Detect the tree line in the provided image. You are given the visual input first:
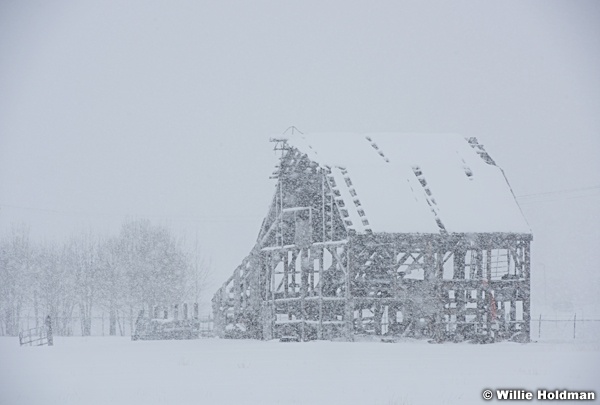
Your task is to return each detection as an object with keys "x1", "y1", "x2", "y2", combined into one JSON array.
[{"x1": 0, "y1": 219, "x2": 209, "y2": 336}]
